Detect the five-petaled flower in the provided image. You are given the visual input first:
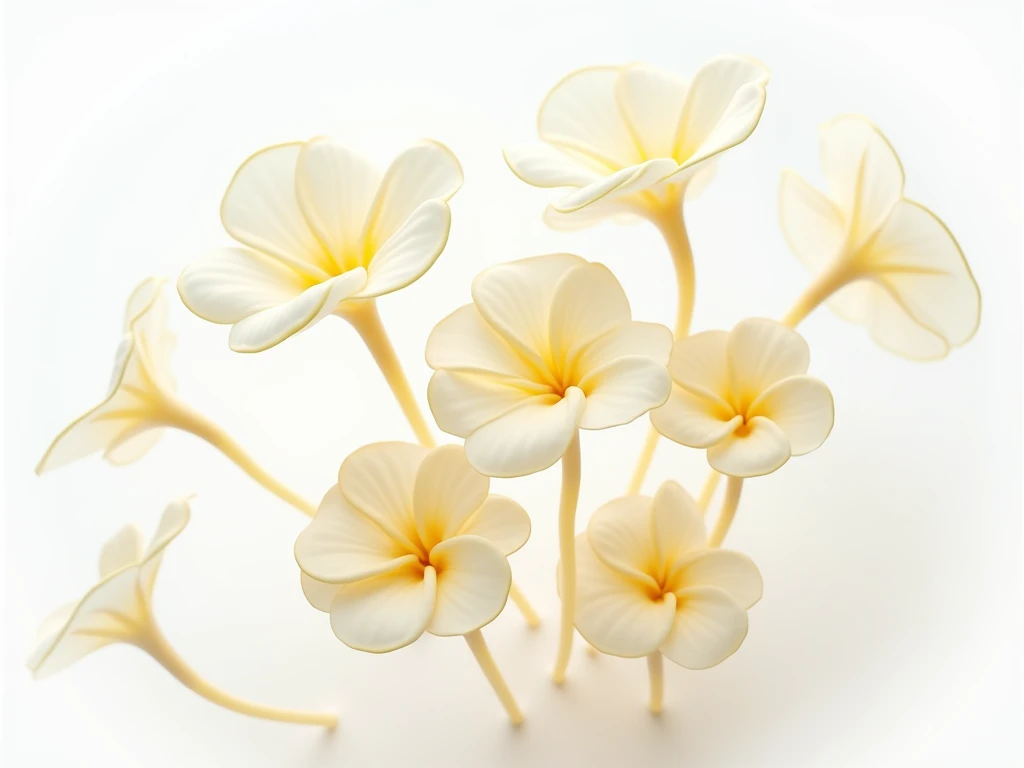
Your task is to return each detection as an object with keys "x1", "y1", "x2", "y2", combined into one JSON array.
[
  {"x1": 425, "y1": 254, "x2": 673, "y2": 477},
  {"x1": 294, "y1": 443, "x2": 531, "y2": 652},
  {"x1": 779, "y1": 114, "x2": 980, "y2": 359},
  {"x1": 178, "y1": 138, "x2": 463, "y2": 352},
  {"x1": 572, "y1": 480, "x2": 762, "y2": 668},
  {"x1": 651, "y1": 318, "x2": 834, "y2": 478},
  {"x1": 503, "y1": 56, "x2": 770, "y2": 228}
]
